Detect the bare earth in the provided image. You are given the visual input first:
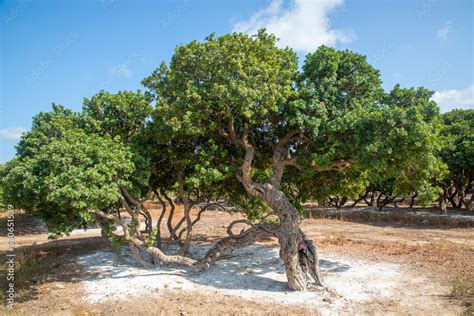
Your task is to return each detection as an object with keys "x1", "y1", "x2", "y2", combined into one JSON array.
[{"x1": 1, "y1": 207, "x2": 473, "y2": 315}]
